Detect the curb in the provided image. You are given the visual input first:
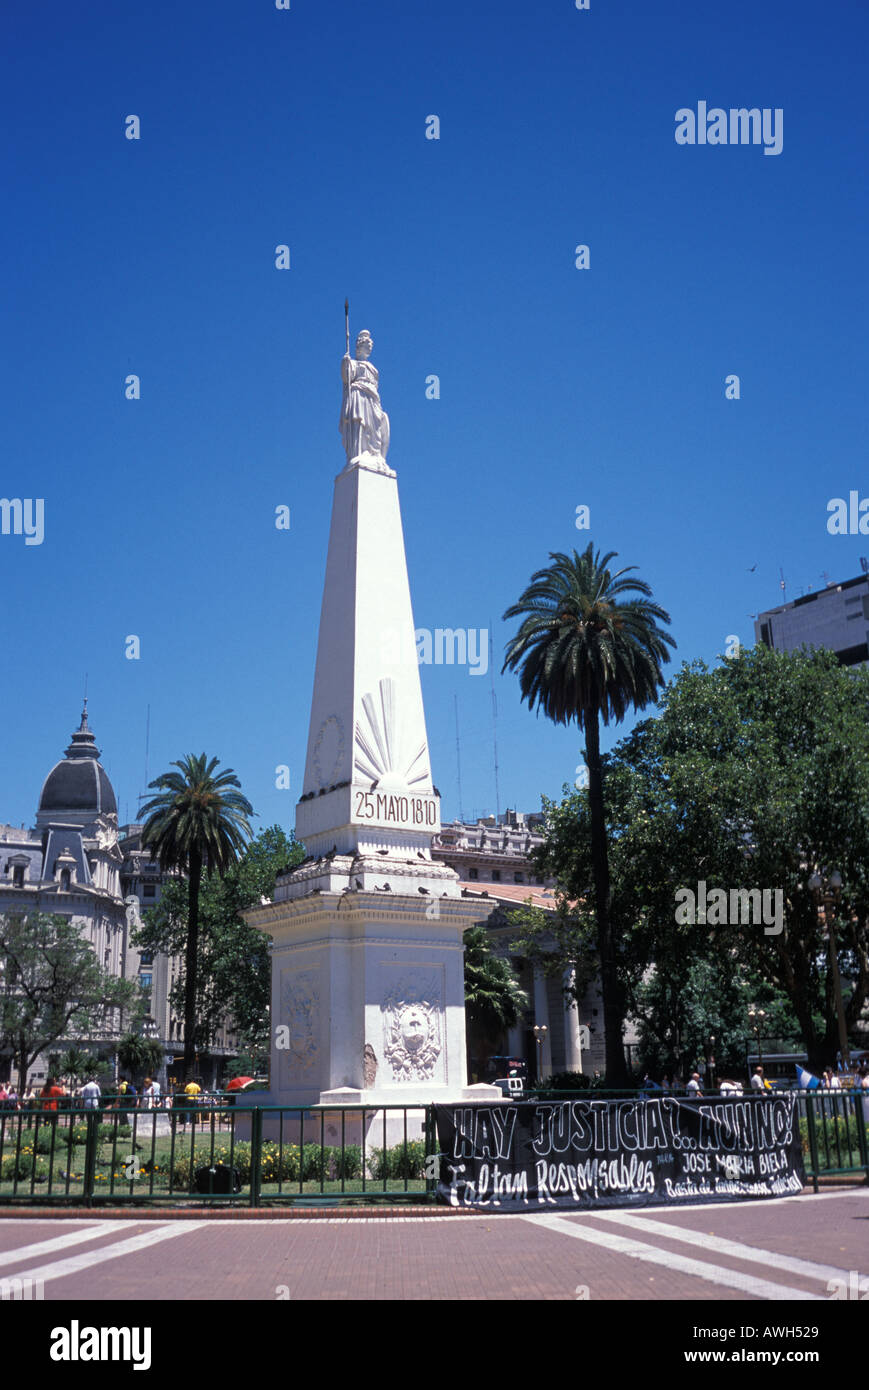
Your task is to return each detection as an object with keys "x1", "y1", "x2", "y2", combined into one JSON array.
[{"x1": 0, "y1": 1204, "x2": 470, "y2": 1220}]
